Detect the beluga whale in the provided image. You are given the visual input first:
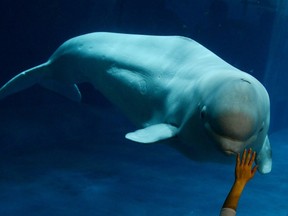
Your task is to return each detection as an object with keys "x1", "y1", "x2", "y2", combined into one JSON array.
[{"x1": 0, "y1": 32, "x2": 272, "y2": 174}]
